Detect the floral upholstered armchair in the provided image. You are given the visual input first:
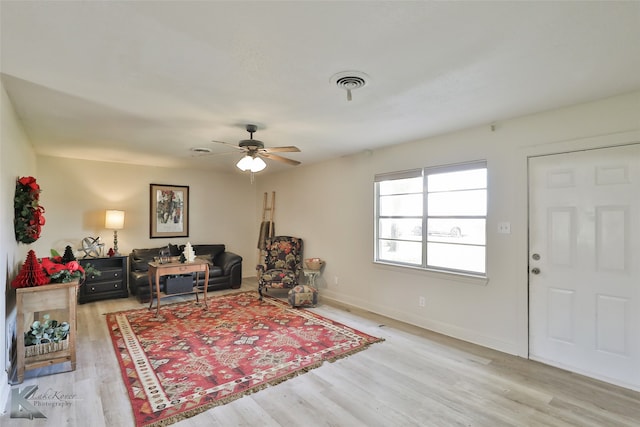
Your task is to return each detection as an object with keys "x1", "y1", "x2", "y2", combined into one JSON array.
[{"x1": 257, "y1": 236, "x2": 303, "y2": 300}]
